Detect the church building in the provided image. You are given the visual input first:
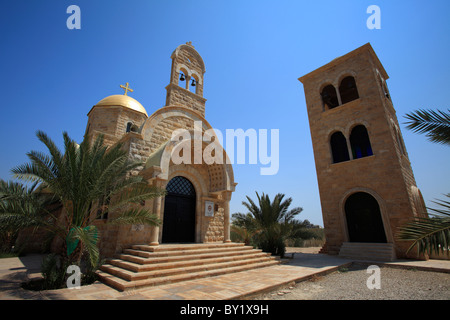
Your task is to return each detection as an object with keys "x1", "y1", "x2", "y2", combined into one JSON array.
[{"x1": 86, "y1": 42, "x2": 237, "y2": 258}]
